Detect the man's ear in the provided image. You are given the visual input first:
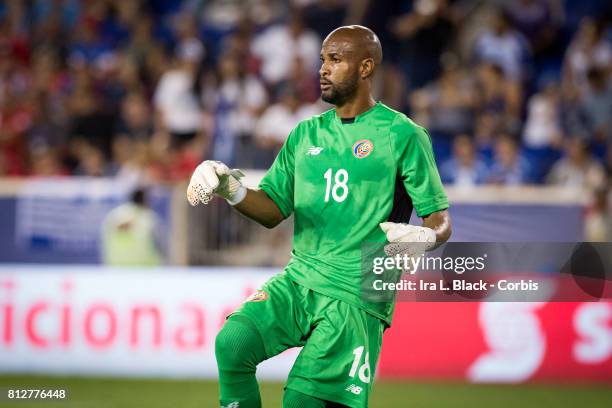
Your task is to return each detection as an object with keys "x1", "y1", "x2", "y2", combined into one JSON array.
[{"x1": 361, "y1": 58, "x2": 375, "y2": 79}]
